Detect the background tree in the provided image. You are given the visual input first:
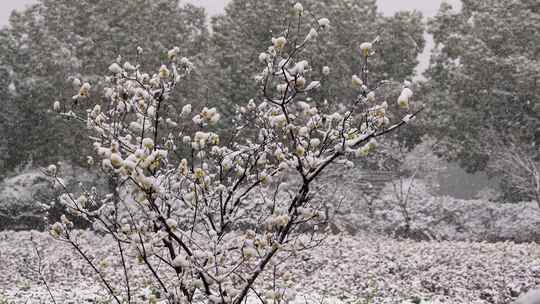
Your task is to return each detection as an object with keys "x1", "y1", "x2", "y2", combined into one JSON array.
[
  {"x1": 425, "y1": 0, "x2": 540, "y2": 199},
  {"x1": 489, "y1": 133, "x2": 540, "y2": 207},
  {"x1": 0, "y1": 0, "x2": 210, "y2": 176},
  {"x1": 209, "y1": 0, "x2": 425, "y2": 118}
]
